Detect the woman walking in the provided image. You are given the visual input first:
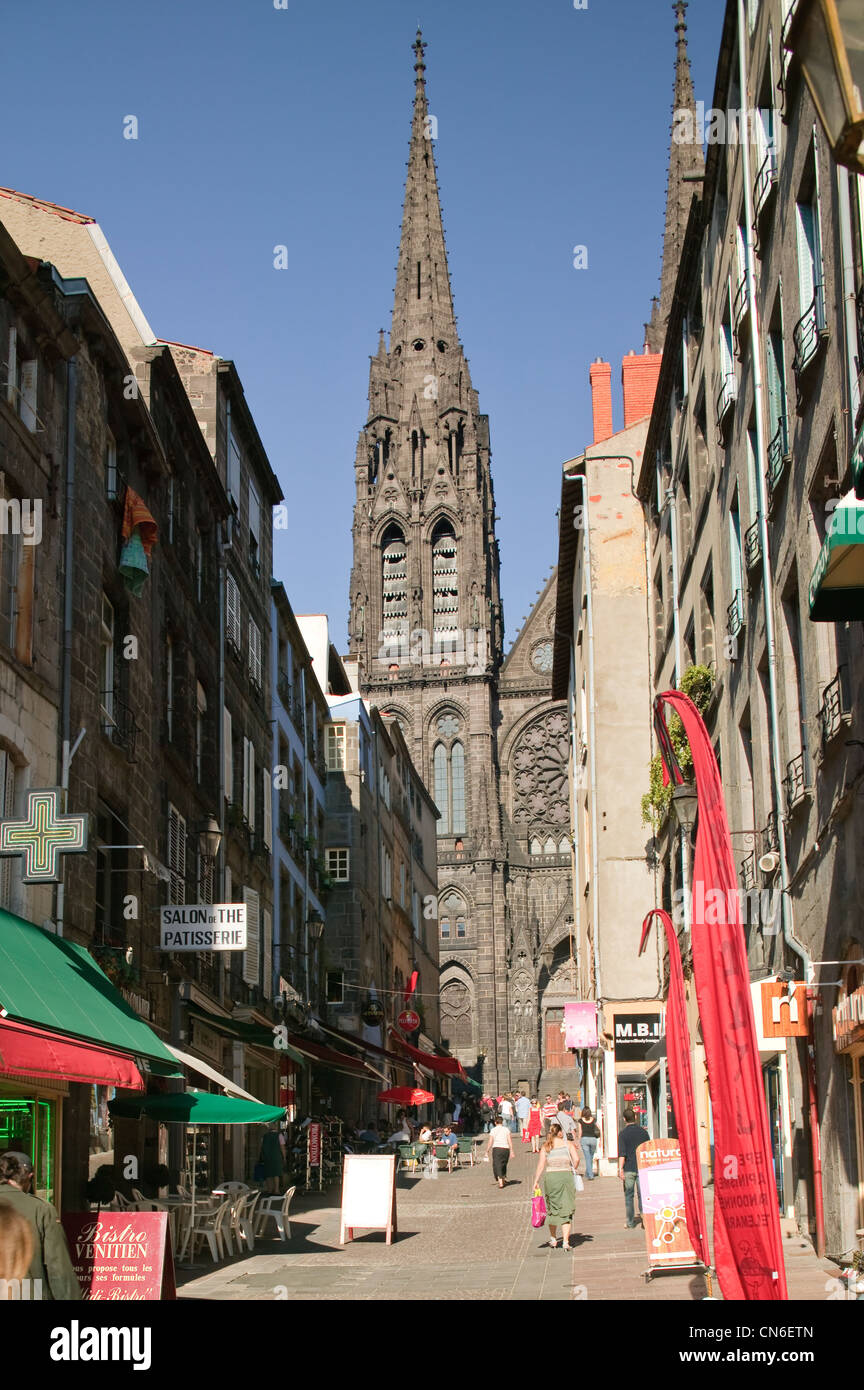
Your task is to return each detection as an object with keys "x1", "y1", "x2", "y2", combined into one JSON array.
[
  {"x1": 533, "y1": 1122, "x2": 581, "y2": 1250},
  {"x1": 527, "y1": 1097, "x2": 543, "y2": 1153},
  {"x1": 484, "y1": 1115, "x2": 514, "y2": 1188},
  {"x1": 580, "y1": 1108, "x2": 600, "y2": 1180}
]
